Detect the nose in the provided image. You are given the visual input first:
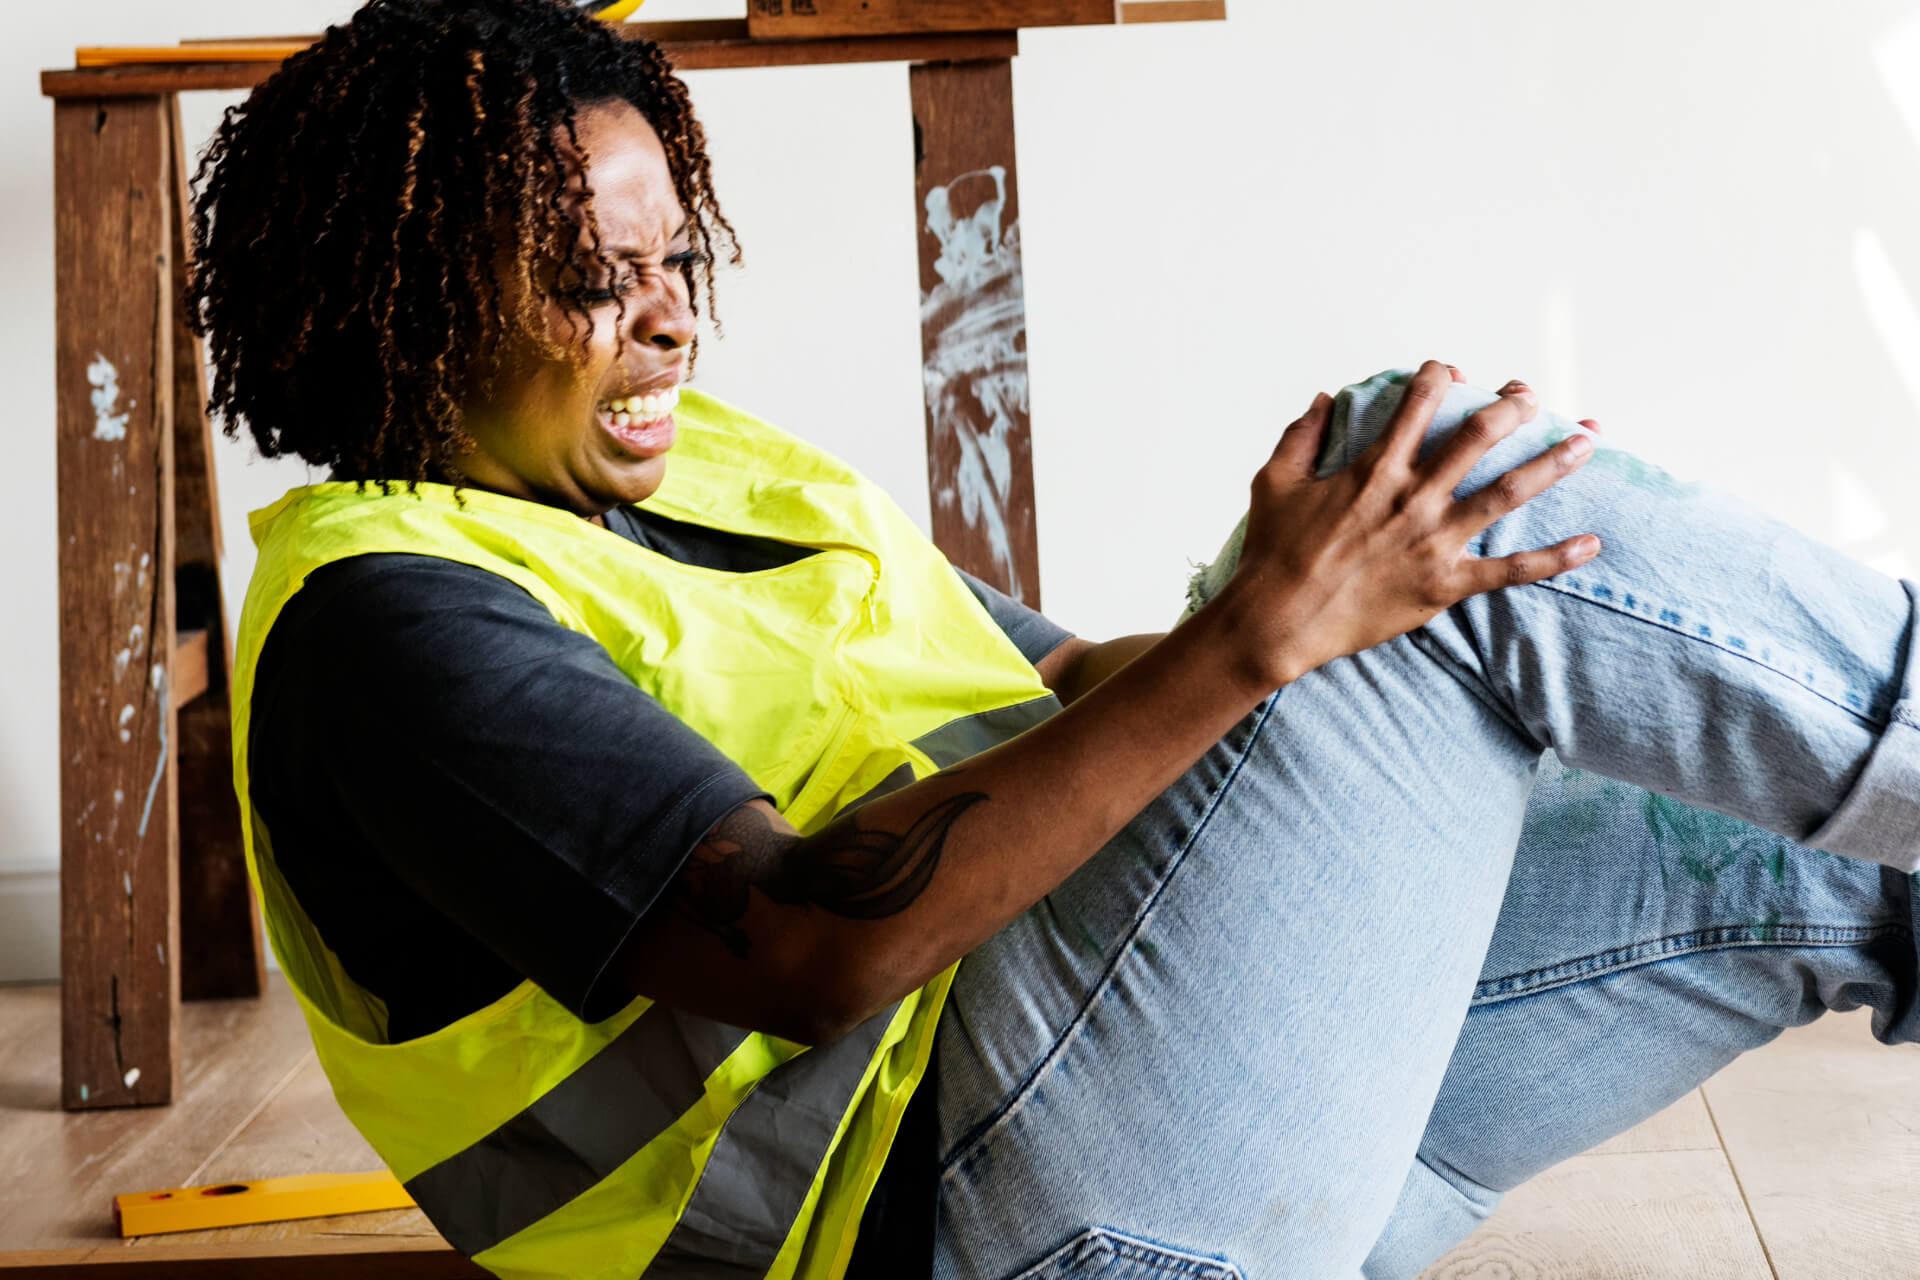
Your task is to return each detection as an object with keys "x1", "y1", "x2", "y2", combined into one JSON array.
[{"x1": 631, "y1": 276, "x2": 694, "y2": 352}]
